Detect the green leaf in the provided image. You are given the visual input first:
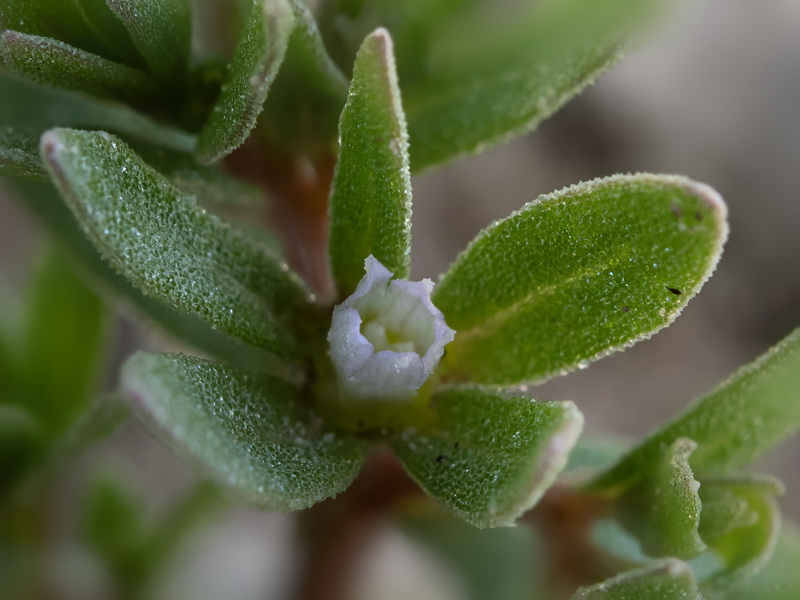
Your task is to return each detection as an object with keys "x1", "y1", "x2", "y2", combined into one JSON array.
[
  {"x1": 0, "y1": 31, "x2": 156, "y2": 102},
  {"x1": 402, "y1": 0, "x2": 663, "y2": 170},
  {"x1": 0, "y1": 73, "x2": 195, "y2": 152},
  {"x1": 698, "y1": 475, "x2": 782, "y2": 544},
  {"x1": 0, "y1": 404, "x2": 44, "y2": 492},
  {"x1": 40, "y1": 128, "x2": 308, "y2": 360},
  {"x1": 10, "y1": 180, "x2": 275, "y2": 372},
  {"x1": 571, "y1": 559, "x2": 702, "y2": 600},
  {"x1": 700, "y1": 477, "x2": 782, "y2": 587},
  {"x1": 0, "y1": 128, "x2": 45, "y2": 180},
  {"x1": 106, "y1": 0, "x2": 191, "y2": 81},
  {"x1": 128, "y1": 142, "x2": 266, "y2": 208},
  {"x1": 618, "y1": 438, "x2": 705, "y2": 560},
  {"x1": 713, "y1": 525, "x2": 800, "y2": 600},
  {"x1": 591, "y1": 327, "x2": 800, "y2": 492},
  {"x1": 122, "y1": 352, "x2": 367, "y2": 510},
  {"x1": 398, "y1": 506, "x2": 543, "y2": 600},
  {"x1": 434, "y1": 174, "x2": 727, "y2": 385},
  {"x1": 18, "y1": 248, "x2": 106, "y2": 437},
  {"x1": 390, "y1": 384, "x2": 583, "y2": 528},
  {"x1": 328, "y1": 29, "x2": 412, "y2": 297},
  {"x1": 0, "y1": 0, "x2": 142, "y2": 65},
  {"x1": 258, "y1": 0, "x2": 349, "y2": 152},
  {"x1": 196, "y1": 0, "x2": 295, "y2": 163}
]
